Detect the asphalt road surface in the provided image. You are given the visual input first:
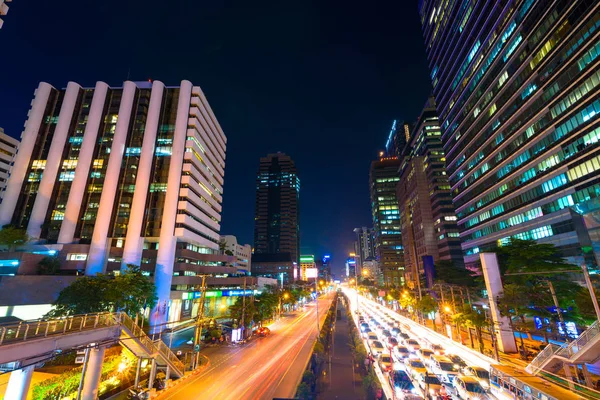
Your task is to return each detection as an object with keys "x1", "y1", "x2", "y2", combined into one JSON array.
[{"x1": 160, "y1": 293, "x2": 334, "y2": 400}]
